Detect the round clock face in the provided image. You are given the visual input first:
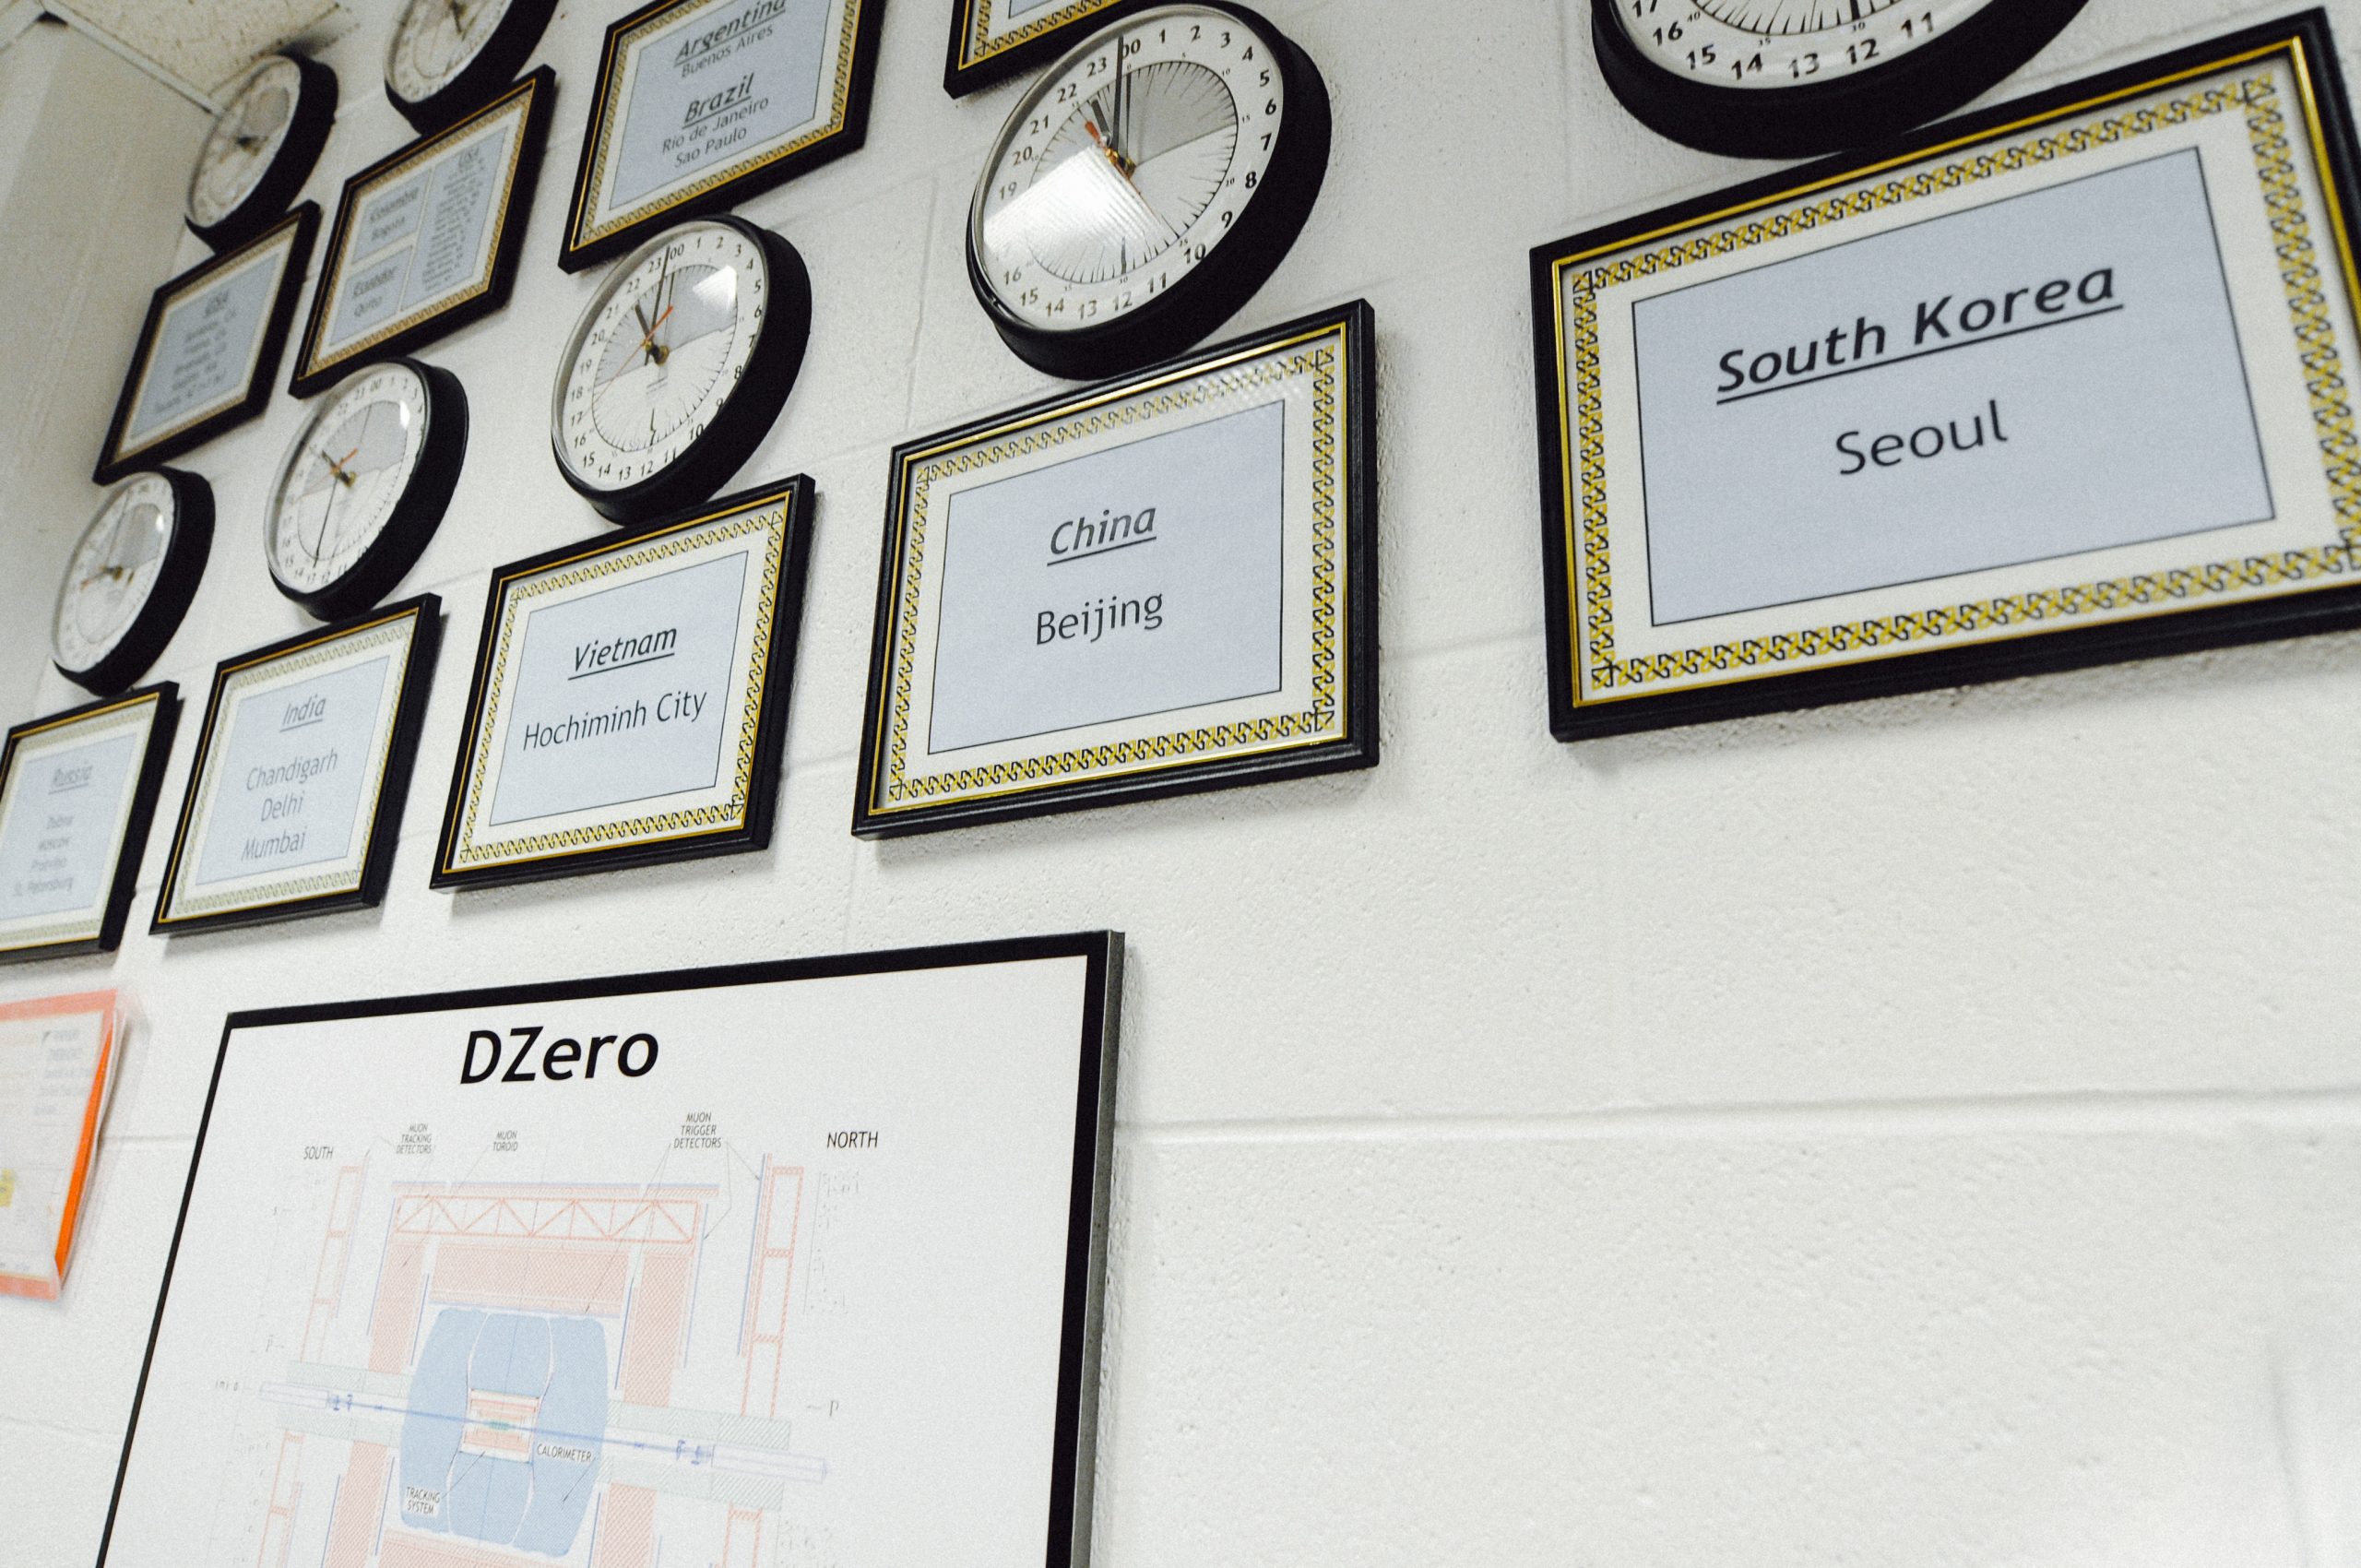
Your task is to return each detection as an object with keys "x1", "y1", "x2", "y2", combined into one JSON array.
[
  {"x1": 1594, "y1": 0, "x2": 2090, "y2": 157},
  {"x1": 189, "y1": 57, "x2": 303, "y2": 230},
  {"x1": 53, "y1": 474, "x2": 186, "y2": 685},
  {"x1": 268, "y1": 363, "x2": 433, "y2": 603},
  {"x1": 1609, "y1": 0, "x2": 1998, "y2": 89},
  {"x1": 387, "y1": 0, "x2": 516, "y2": 104},
  {"x1": 552, "y1": 220, "x2": 777, "y2": 506},
  {"x1": 967, "y1": 2, "x2": 1330, "y2": 379}
]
